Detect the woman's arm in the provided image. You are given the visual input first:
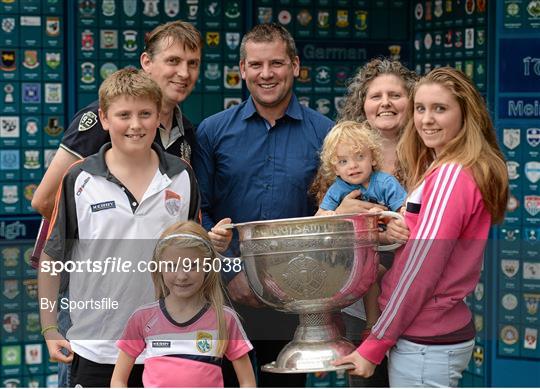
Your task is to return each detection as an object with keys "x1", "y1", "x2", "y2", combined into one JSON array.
[
  {"x1": 110, "y1": 350, "x2": 136, "y2": 388},
  {"x1": 232, "y1": 354, "x2": 257, "y2": 387}
]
